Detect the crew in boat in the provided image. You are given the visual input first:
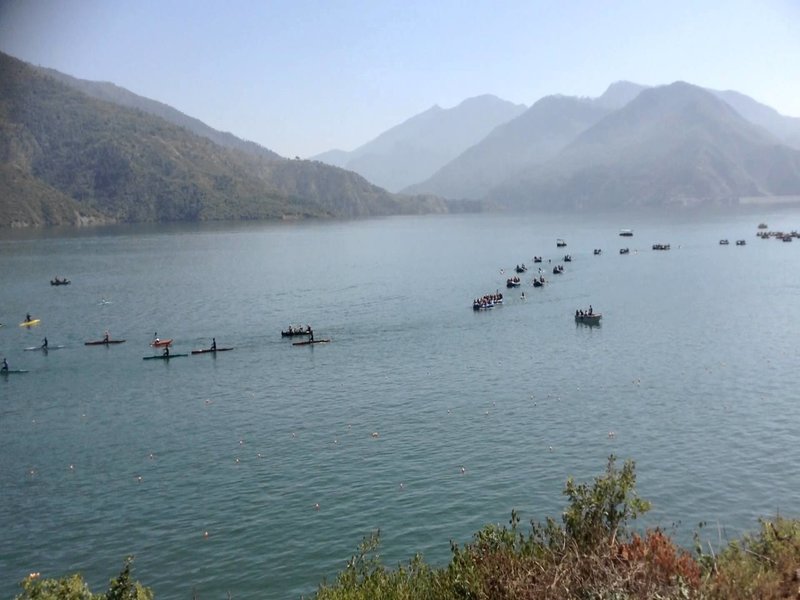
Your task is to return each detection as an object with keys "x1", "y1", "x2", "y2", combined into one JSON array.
[{"x1": 588, "y1": 305, "x2": 593, "y2": 316}]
